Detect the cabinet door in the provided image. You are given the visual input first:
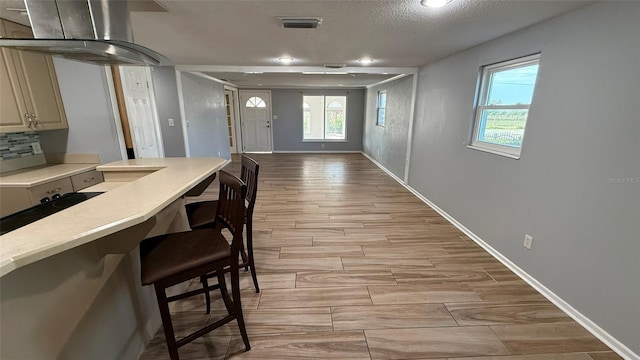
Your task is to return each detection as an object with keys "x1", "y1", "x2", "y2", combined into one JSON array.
[
  {"x1": 0, "y1": 32, "x2": 31, "y2": 131},
  {"x1": 1, "y1": 20, "x2": 68, "y2": 131}
]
